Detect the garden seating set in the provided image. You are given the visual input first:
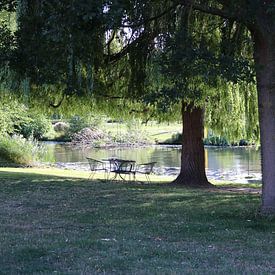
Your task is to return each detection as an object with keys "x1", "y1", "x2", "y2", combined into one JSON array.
[{"x1": 87, "y1": 157, "x2": 156, "y2": 183}]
